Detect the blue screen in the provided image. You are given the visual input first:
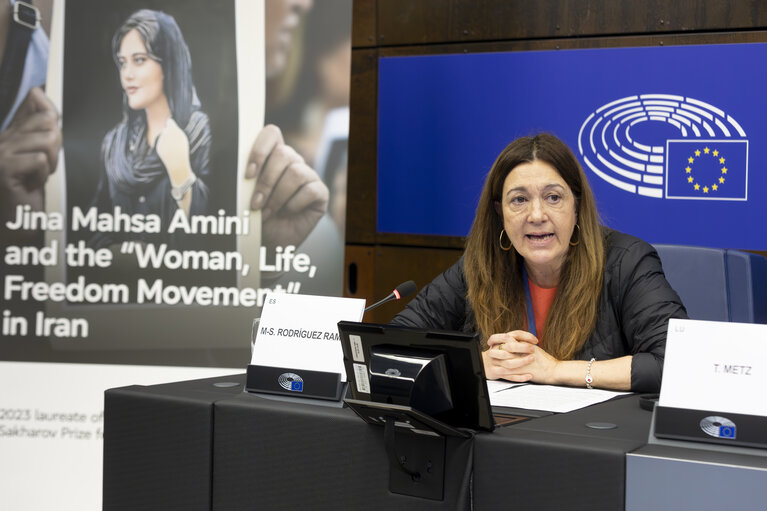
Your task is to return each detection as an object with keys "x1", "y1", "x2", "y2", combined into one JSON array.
[{"x1": 378, "y1": 43, "x2": 767, "y2": 249}]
